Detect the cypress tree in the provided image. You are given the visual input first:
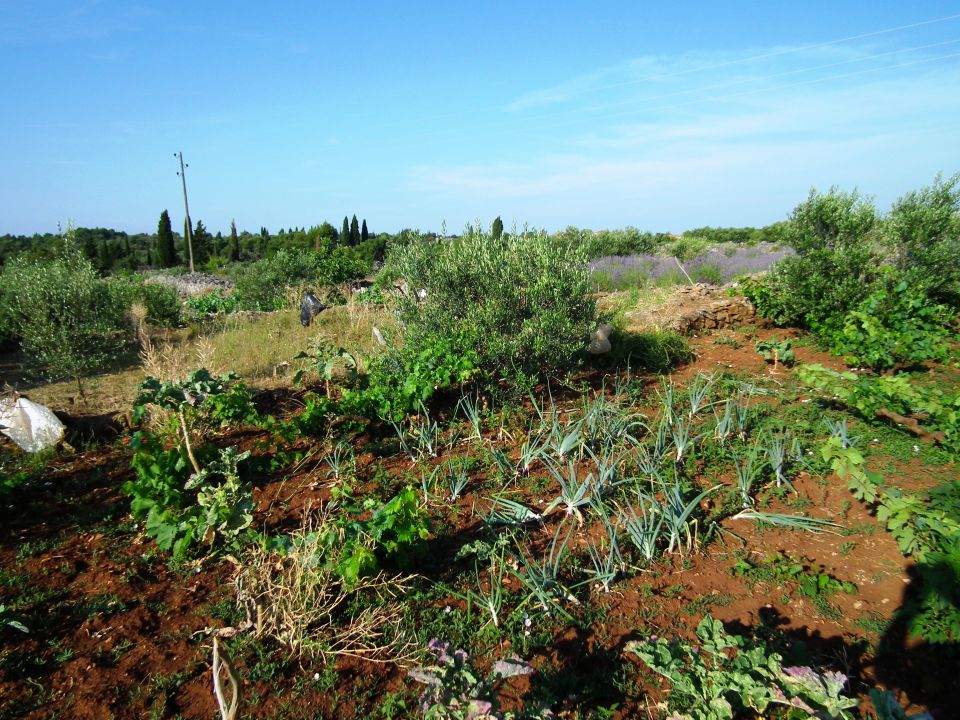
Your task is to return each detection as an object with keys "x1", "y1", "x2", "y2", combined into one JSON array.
[
  {"x1": 341, "y1": 217, "x2": 350, "y2": 246},
  {"x1": 259, "y1": 227, "x2": 269, "y2": 258},
  {"x1": 492, "y1": 216, "x2": 504, "y2": 240},
  {"x1": 157, "y1": 210, "x2": 176, "y2": 267},
  {"x1": 192, "y1": 220, "x2": 211, "y2": 265},
  {"x1": 350, "y1": 215, "x2": 360, "y2": 246},
  {"x1": 361, "y1": 219, "x2": 369, "y2": 243},
  {"x1": 230, "y1": 220, "x2": 240, "y2": 261}
]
